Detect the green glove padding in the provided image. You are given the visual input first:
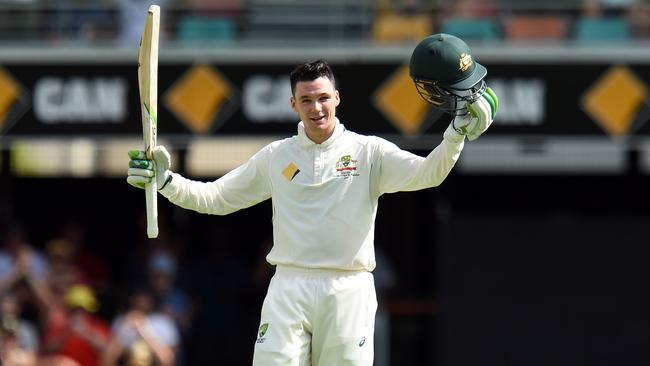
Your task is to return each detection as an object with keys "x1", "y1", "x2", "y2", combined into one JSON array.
[
  {"x1": 484, "y1": 87, "x2": 498, "y2": 118},
  {"x1": 126, "y1": 146, "x2": 171, "y2": 190}
]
